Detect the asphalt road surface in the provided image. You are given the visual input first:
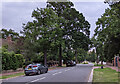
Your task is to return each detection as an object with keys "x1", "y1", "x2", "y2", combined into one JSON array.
[{"x1": 2, "y1": 64, "x2": 93, "y2": 84}]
